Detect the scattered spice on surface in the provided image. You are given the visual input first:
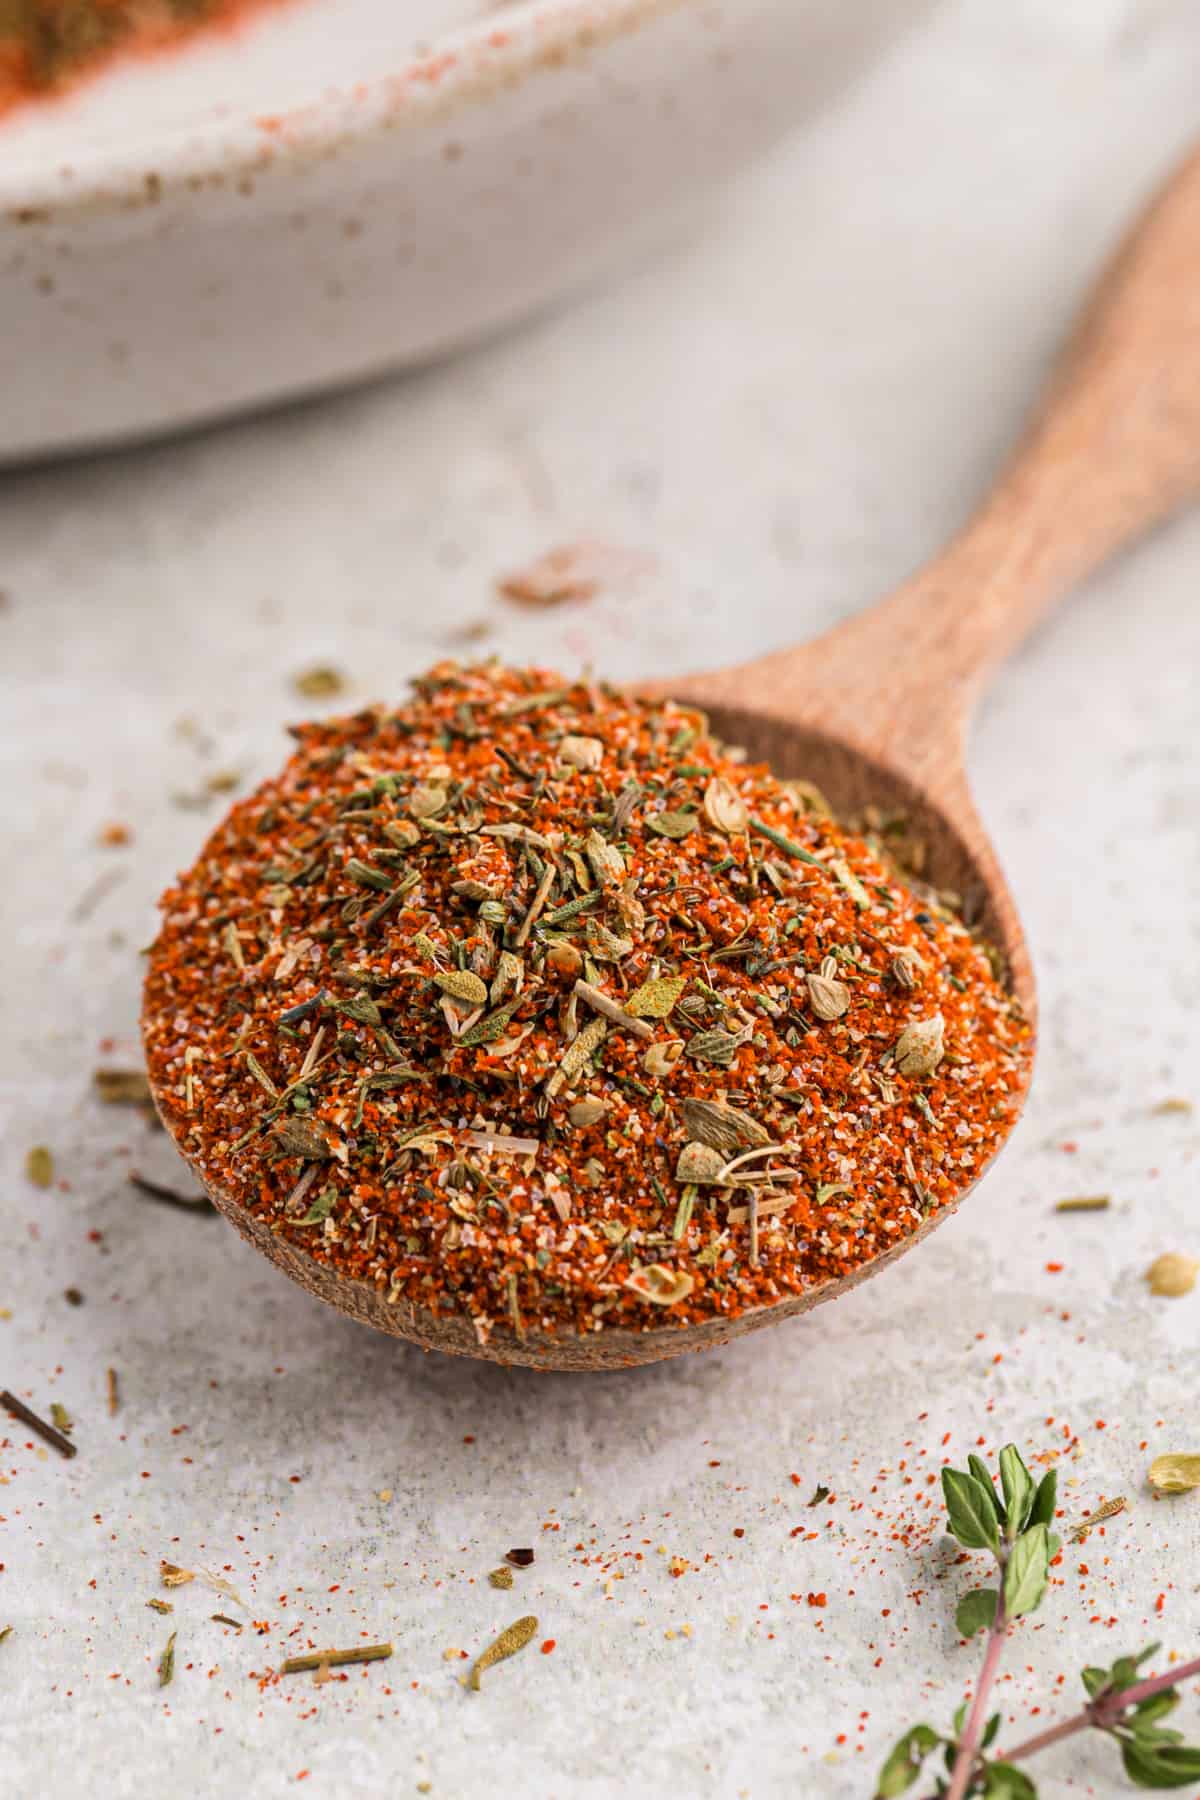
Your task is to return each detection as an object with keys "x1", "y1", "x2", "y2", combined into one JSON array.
[
  {"x1": 0, "y1": 1626, "x2": 11, "y2": 1648},
  {"x1": 467, "y1": 1615, "x2": 538, "y2": 1690},
  {"x1": 106, "y1": 1367, "x2": 119, "y2": 1416},
  {"x1": 63, "y1": 1287, "x2": 84, "y2": 1306},
  {"x1": 488, "y1": 1566, "x2": 514, "y2": 1590},
  {"x1": 49, "y1": 1401, "x2": 72, "y2": 1434},
  {"x1": 1151, "y1": 1097, "x2": 1193, "y2": 1116},
  {"x1": 1, "y1": 1388, "x2": 77, "y2": 1459},
  {"x1": 497, "y1": 540, "x2": 651, "y2": 609},
  {"x1": 280, "y1": 1643, "x2": 392, "y2": 1675},
  {"x1": 1144, "y1": 1252, "x2": 1198, "y2": 1298},
  {"x1": 93, "y1": 1067, "x2": 153, "y2": 1107},
  {"x1": 129, "y1": 1170, "x2": 213, "y2": 1213},
  {"x1": 160, "y1": 1562, "x2": 196, "y2": 1588},
  {"x1": 157, "y1": 1631, "x2": 177, "y2": 1687},
  {"x1": 1148, "y1": 1454, "x2": 1200, "y2": 1495},
  {"x1": 505, "y1": 1548, "x2": 535, "y2": 1569},
  {"x1": 1068, "y1": 1497, "x2": 1127, "y2": 1542},
  {"x1": 1054, "y1": 1194, "x2": 1111, "y2": 1213},
  {"x1": 147, "y1": 1599, "x2": 173, "y2": 1615},
  {"x1": 292, "y1": 664, "x2": 347, "y2": 701},
  {"x1": 141, "y1": 663, "x2": 1032, "y2": 1346},
  {"x1": 211, "y1": 1613, "x2": 243, "y2": 1629},
  {"x1": 97, "y1": 821, "x2": 132, "y2": 848},
  {"x1": 24, "y1": 1145, "x2": 53, "y2": 1188},
  {"x1": 808, "y1": 1484, "x2": 831, "y2": 1508}
]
